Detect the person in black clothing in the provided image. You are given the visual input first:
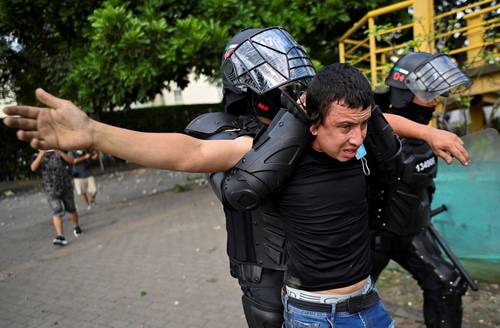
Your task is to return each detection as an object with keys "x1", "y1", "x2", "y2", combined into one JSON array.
[
  {"x1": 264, "y1": 63, "x2": 395, "y2": 328},
  {"x1": 368, "y1": 52, "x2": 473, "y2": 328},
  {"x1": 69, "y1": 149, "x2": 99, "y2": 209},
  {"x1": 185, "y1": 27, "x2": 315, "y2": 328}
]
